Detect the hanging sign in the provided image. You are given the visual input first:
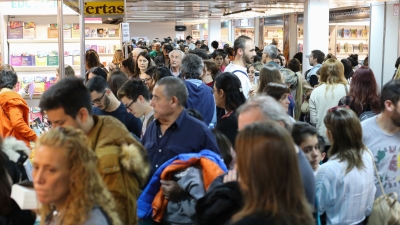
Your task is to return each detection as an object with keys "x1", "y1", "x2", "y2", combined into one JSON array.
[
  {"x1": 64, "y1": 0, "x2": 124, "y2": 17},
  {"x1": 329, "y1": 7, "x2": 370, "y2": 22},
  {"x1": 121, "y1": 23, "x2": 130, "y2": 42}
]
